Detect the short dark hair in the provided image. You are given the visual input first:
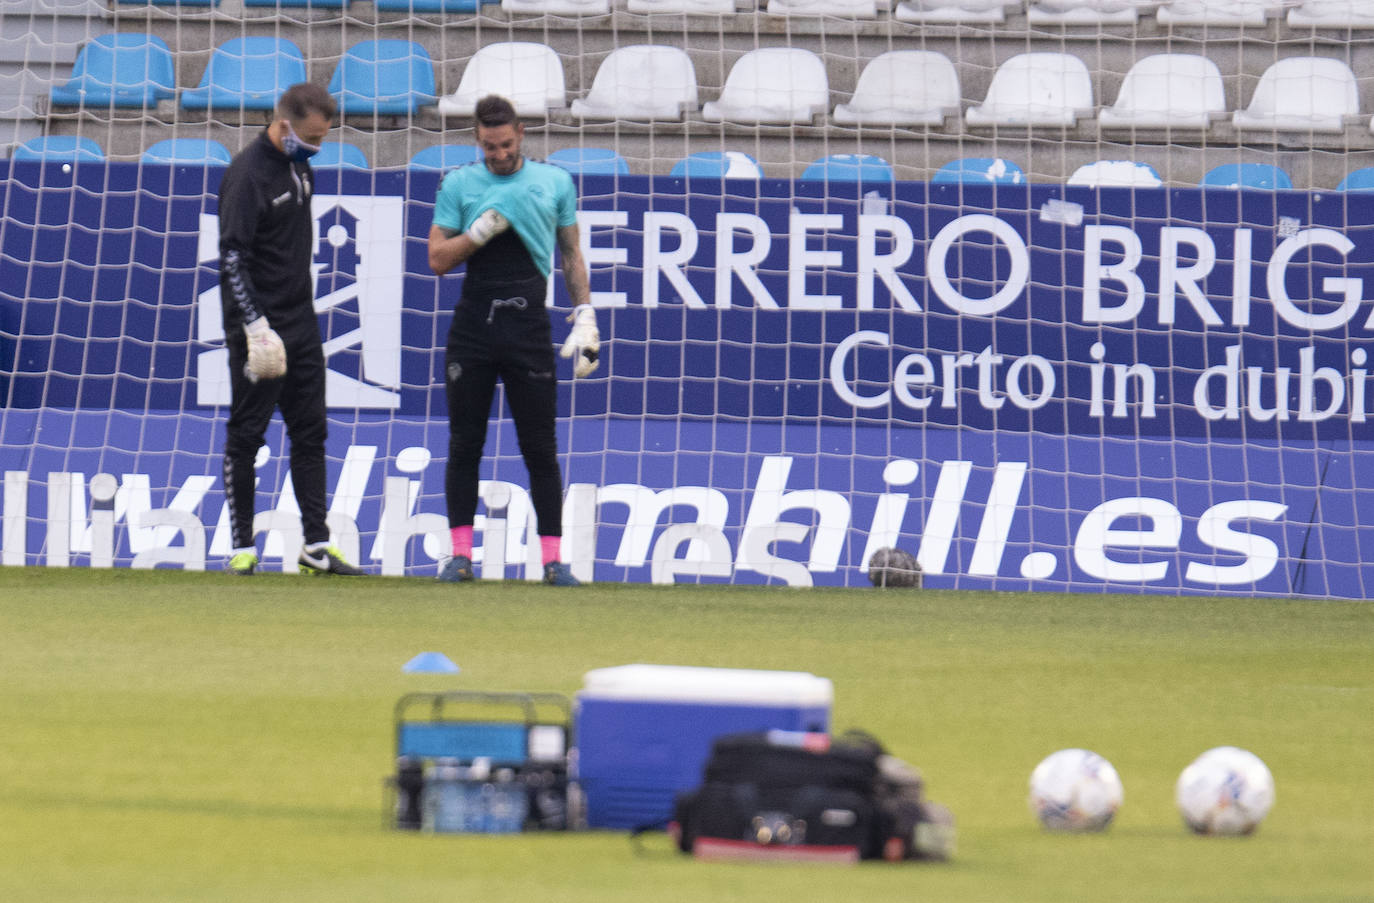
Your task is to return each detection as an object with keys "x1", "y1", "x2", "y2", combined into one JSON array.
[
  {"x1": 475, "y1": 95, "x2": 518, "y2": 130},
  {"x1": 278, "y1": 82, "x2": 337, "y2": 123}
]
